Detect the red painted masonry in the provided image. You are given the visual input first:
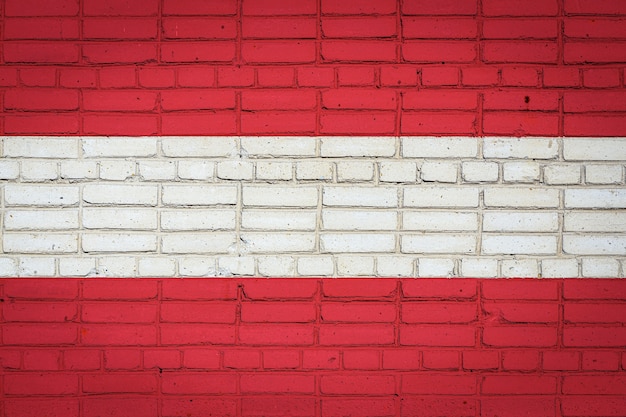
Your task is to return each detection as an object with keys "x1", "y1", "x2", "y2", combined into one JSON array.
[{"x1": 0, "y1": 279, "x2": 625, "y2": 417}]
